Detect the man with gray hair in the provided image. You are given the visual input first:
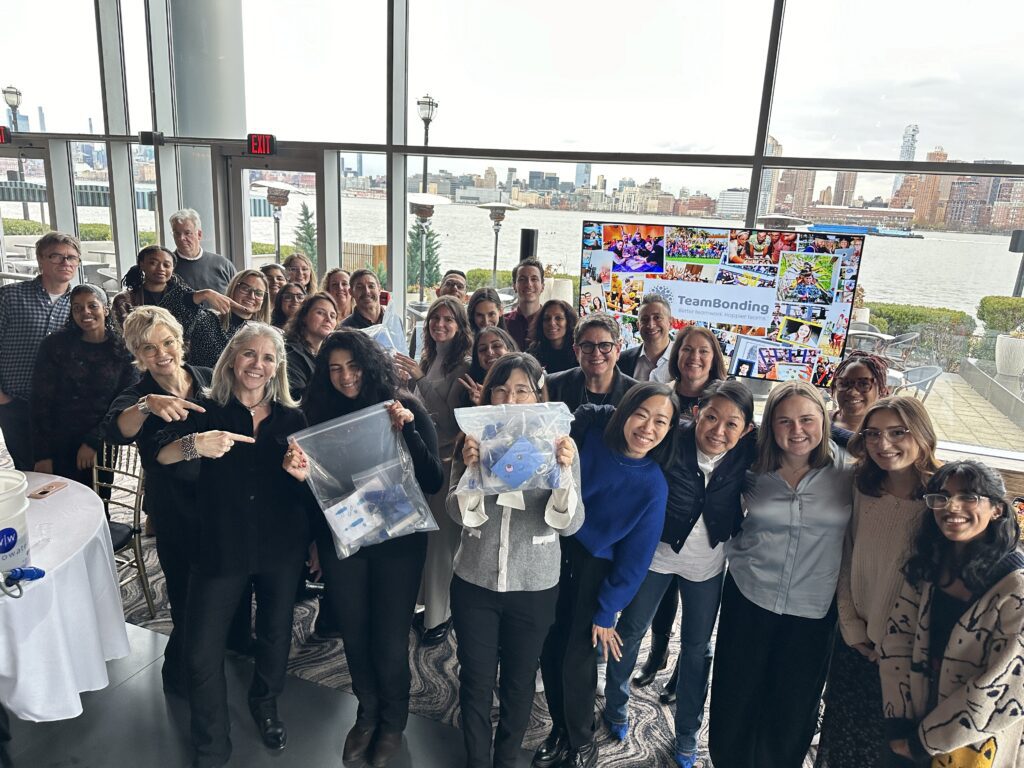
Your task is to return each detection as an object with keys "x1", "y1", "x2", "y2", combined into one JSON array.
[
  {"x1": 169, "y1": 208, "x2": 235, "y2": 294},
  {"x1": 0, "y1": 231, "x2": 77, "y2": 469},
  {"x1": 618, "y1": 293, "x2": 674, "y2": 382}
]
